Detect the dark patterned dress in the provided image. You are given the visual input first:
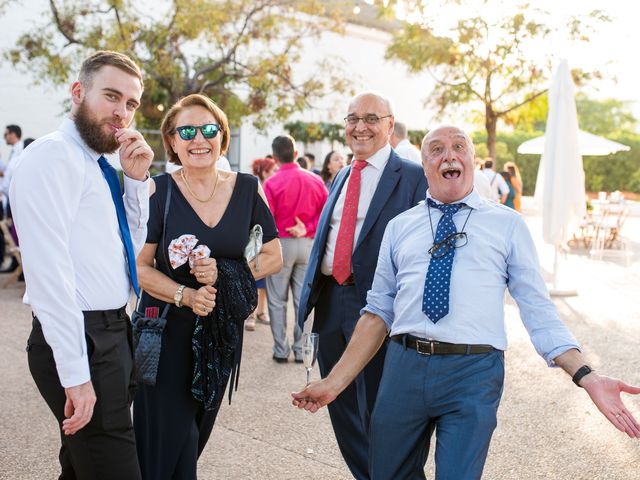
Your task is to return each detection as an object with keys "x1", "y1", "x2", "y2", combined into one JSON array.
[{"x1": 133, "y1": 172, "x2": 277, "y2": 480}]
